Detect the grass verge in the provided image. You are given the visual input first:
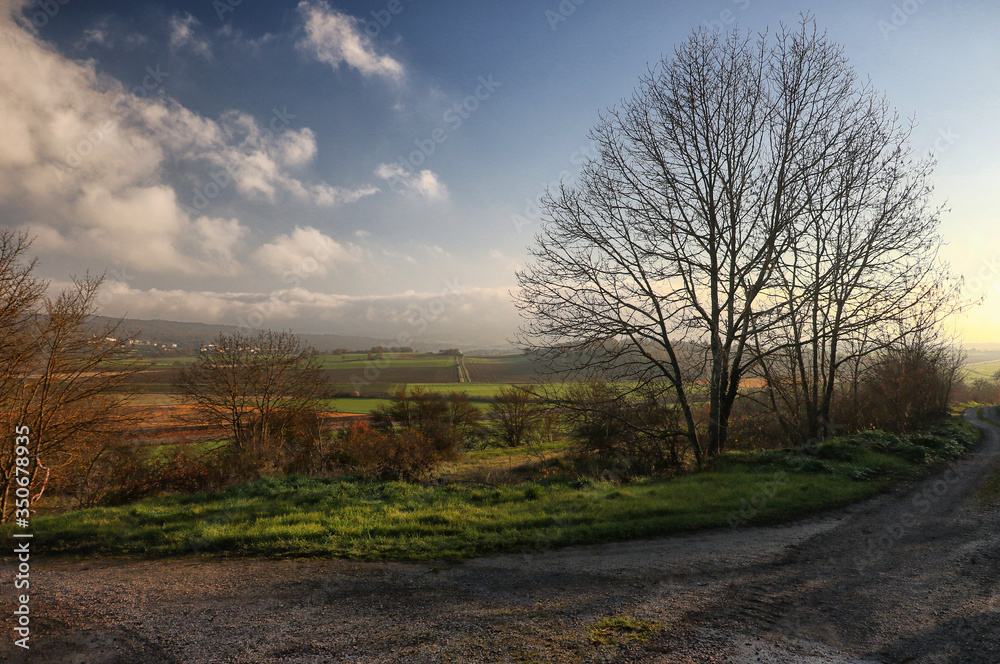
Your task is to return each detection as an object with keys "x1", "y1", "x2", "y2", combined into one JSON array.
[
  {"x1": 974, "y1": 406, "x2": 1000, "y2": 505},
  {"x1": 4, "y1": 418, "x2": 979, "y2": 562}
]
